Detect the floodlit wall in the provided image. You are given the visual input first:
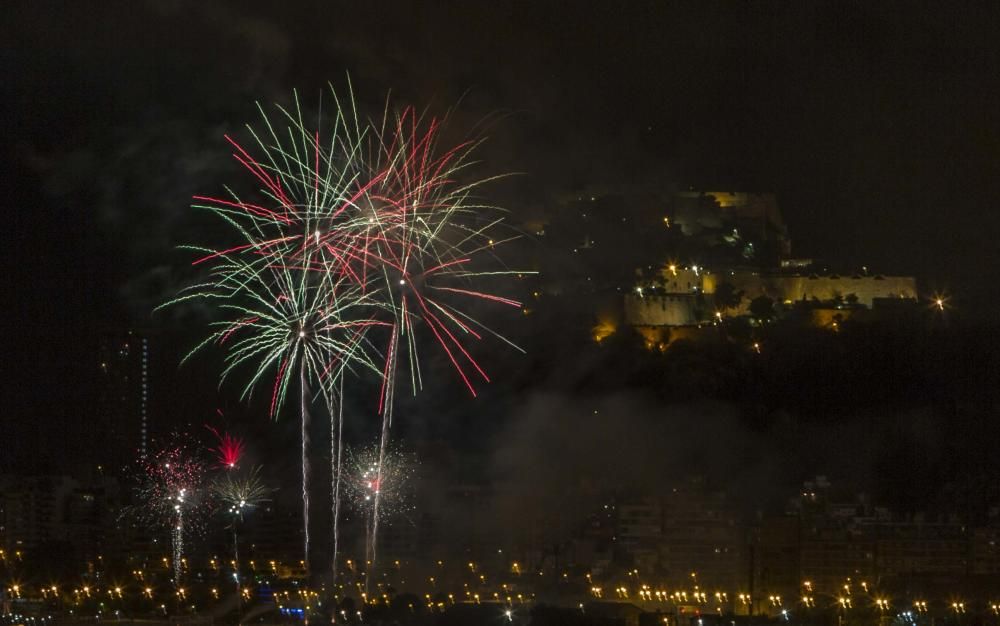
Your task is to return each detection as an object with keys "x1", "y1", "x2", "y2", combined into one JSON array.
[
  {"x1": 627, "y1": 270, "x2": 917, "y2": 327},
  {"x1": 722, "y1": 273, "x2": 917, "y2": 308},
  {"x1": 624, "y1": 294, "x2": 703, "y2": 326}
]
